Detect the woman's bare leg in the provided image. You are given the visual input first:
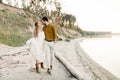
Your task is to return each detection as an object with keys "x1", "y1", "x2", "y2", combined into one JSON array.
[
  {"x1": 35, "y1": 60, "x2": 40, "y2": 73},
  {"x1": 40, "y1": 62, "x2": 44, "y2": 69}
]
